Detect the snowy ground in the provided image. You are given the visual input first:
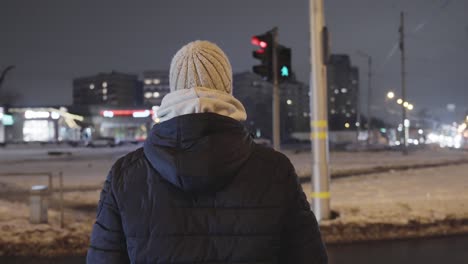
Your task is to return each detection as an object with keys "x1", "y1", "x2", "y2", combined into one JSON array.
[
  {"x1": 302, "y1": 163, "x2": 468, "y2": 243},
  {"x1": 0, "y1": 145, "x2": 467, "y2": 255}
]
